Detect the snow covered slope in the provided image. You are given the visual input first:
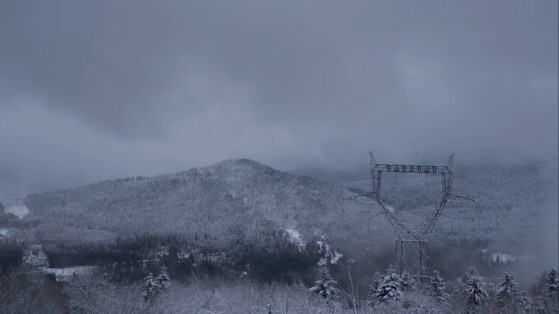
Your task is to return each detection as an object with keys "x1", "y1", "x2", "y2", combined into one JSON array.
[{"x1": 25, "y1": 159, "x2": 379, "y2": 249}]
